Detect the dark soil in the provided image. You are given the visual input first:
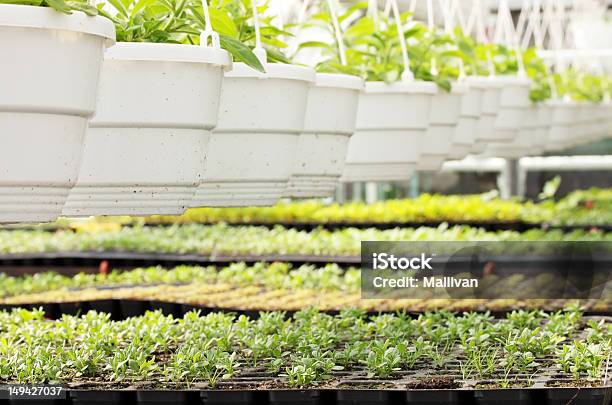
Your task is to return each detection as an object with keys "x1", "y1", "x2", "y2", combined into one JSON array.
[
  {"x1": 545, "y1": 379, "x2": 604, "y2": 388},
  {"x1": 406, "y1": 377, "x2": 460, "y2": 389}
]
